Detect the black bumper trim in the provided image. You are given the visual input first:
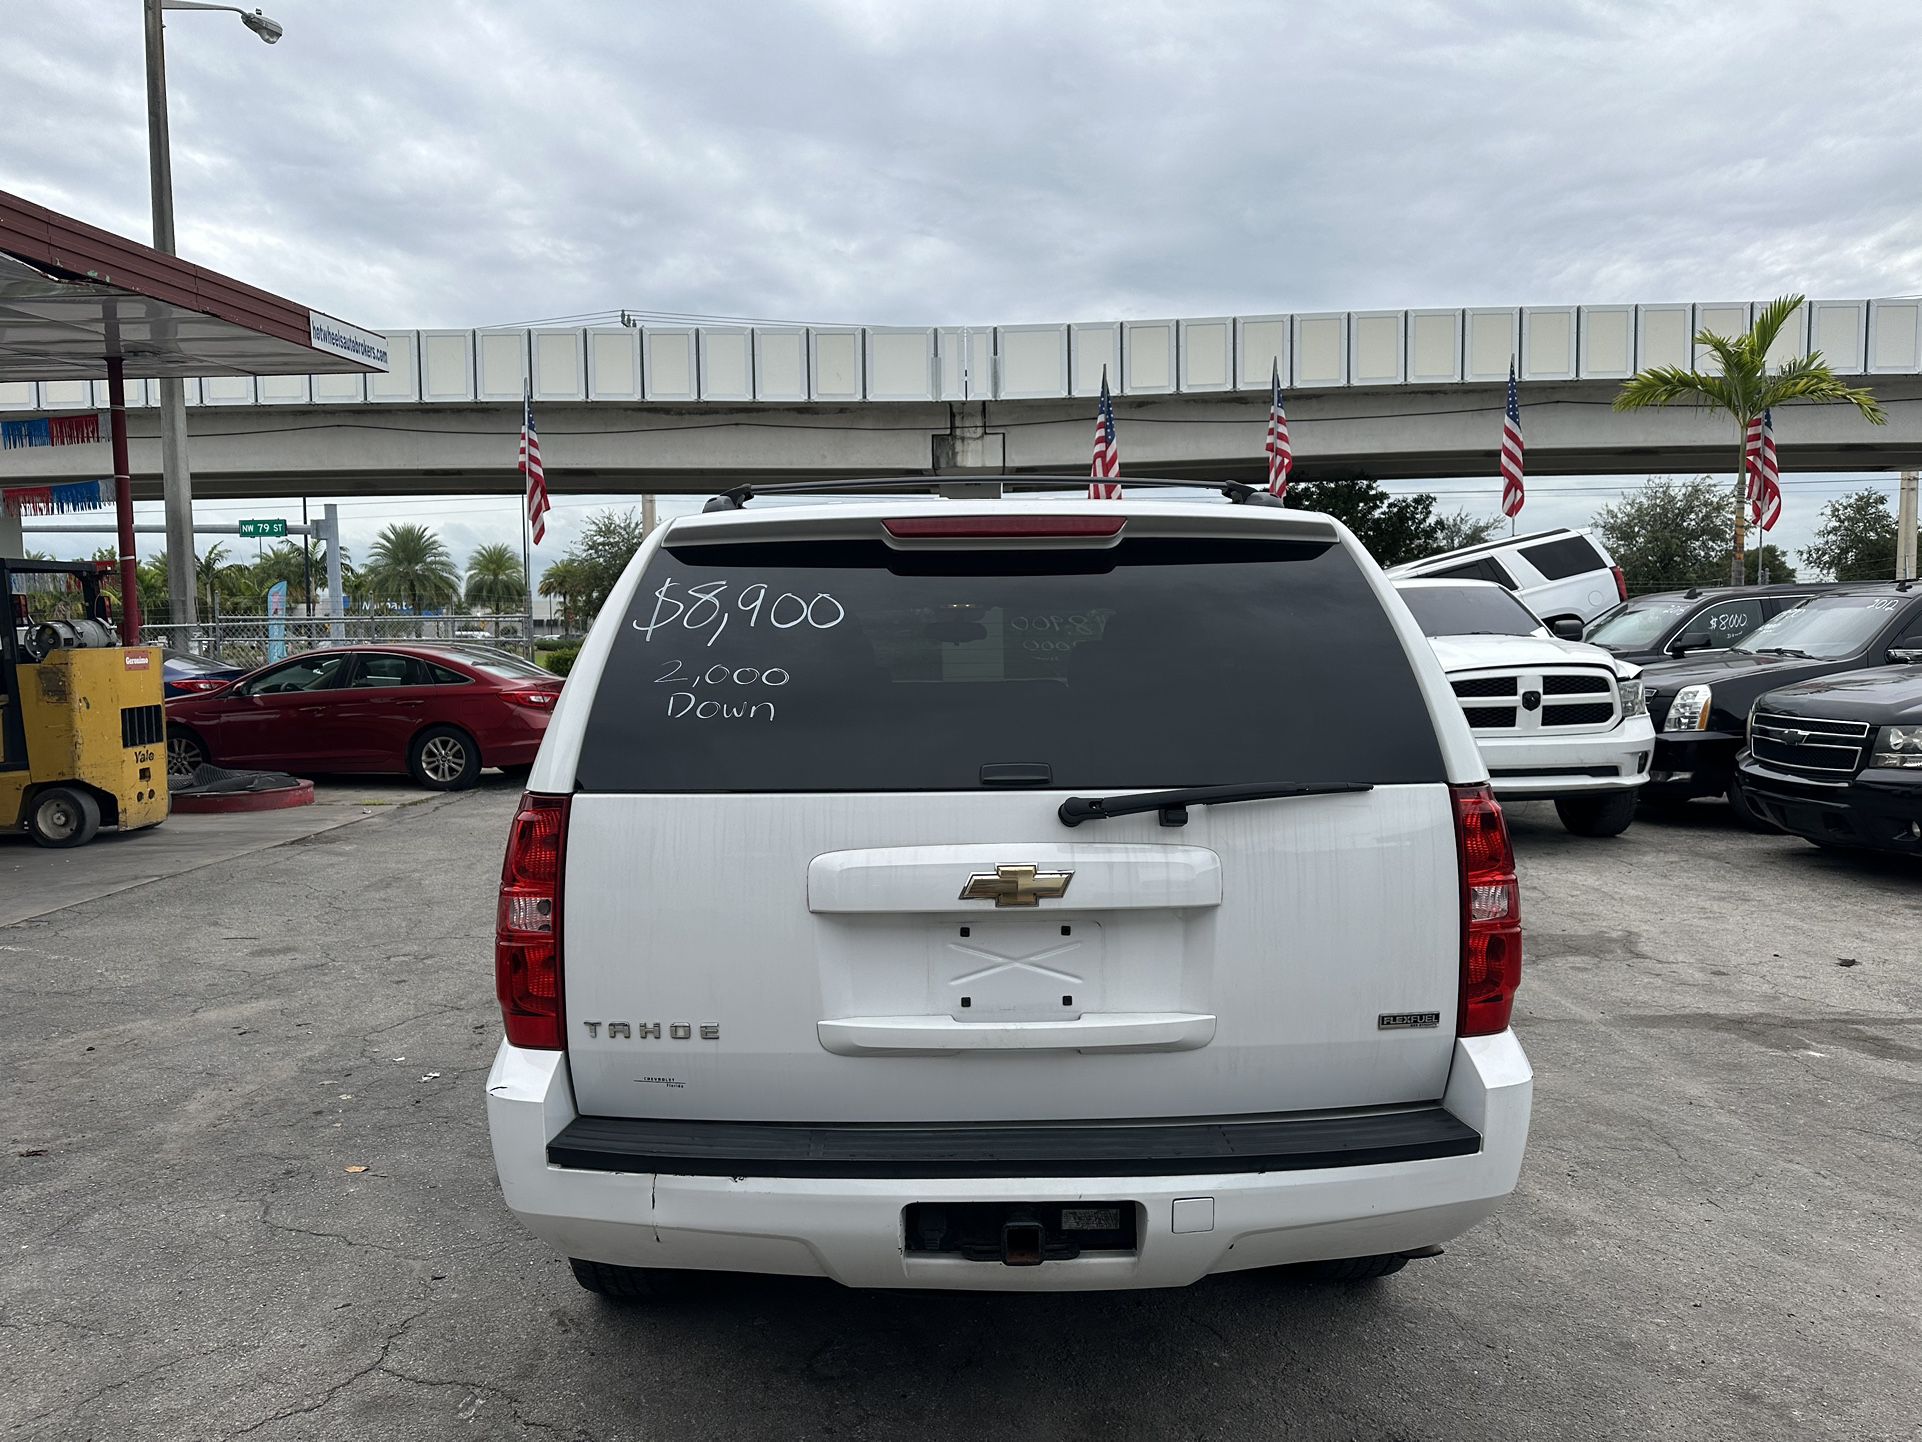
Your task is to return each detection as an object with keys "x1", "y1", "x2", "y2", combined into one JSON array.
[{"x1": 545, "y1": 1105, "x2": 1481, "y2": 1179}]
